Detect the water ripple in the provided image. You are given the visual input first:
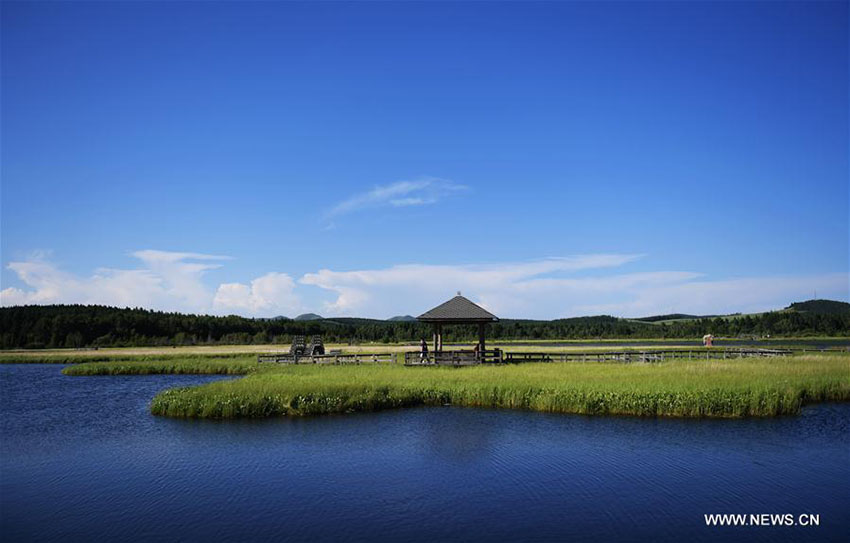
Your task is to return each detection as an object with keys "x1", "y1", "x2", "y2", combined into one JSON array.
[{"x1": 1, "y1": 365, "x2": 848, "y2": 542}]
